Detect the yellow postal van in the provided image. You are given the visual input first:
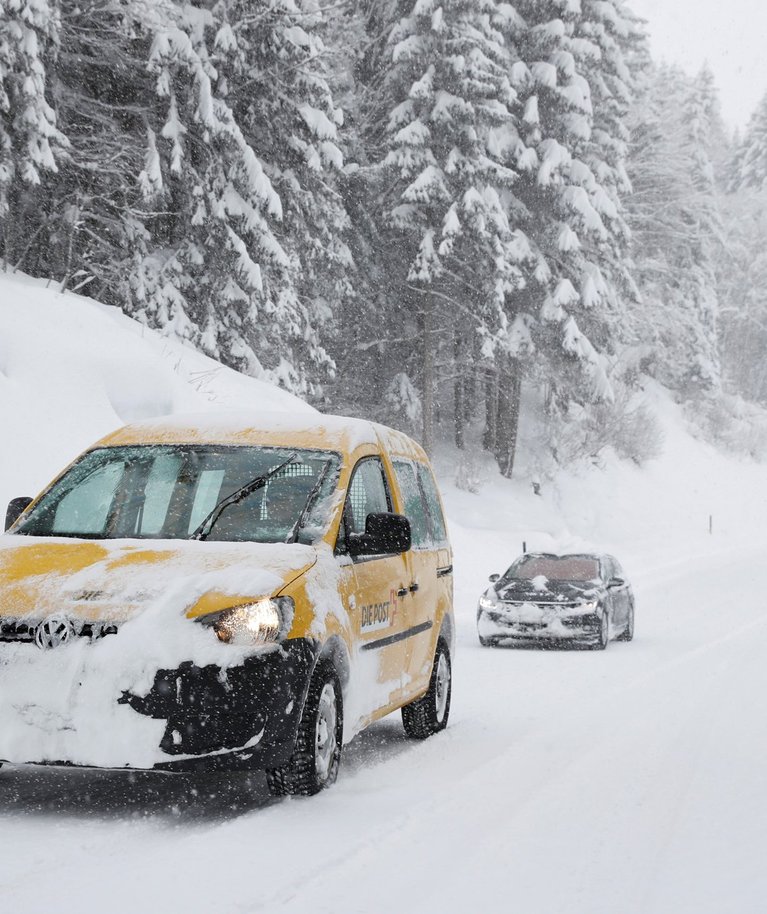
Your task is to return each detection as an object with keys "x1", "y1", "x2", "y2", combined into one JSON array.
[{"x1": 0, "y1": 412, "x2": 453, "y2": 795}]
